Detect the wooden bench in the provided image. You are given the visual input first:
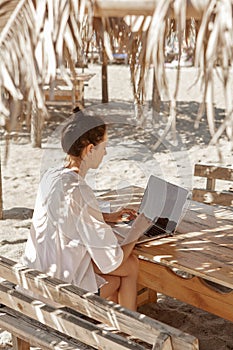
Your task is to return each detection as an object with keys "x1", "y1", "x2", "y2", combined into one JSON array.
[
  {"x1": 192, "y1": 163, "x2": 233, "y2": 206},
  {"x1": 0, "y1": 255, "x2": 199, "y2": 350},
  {"x1": 43, "y1": 70, "x2": 95, "y2": 108}
]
